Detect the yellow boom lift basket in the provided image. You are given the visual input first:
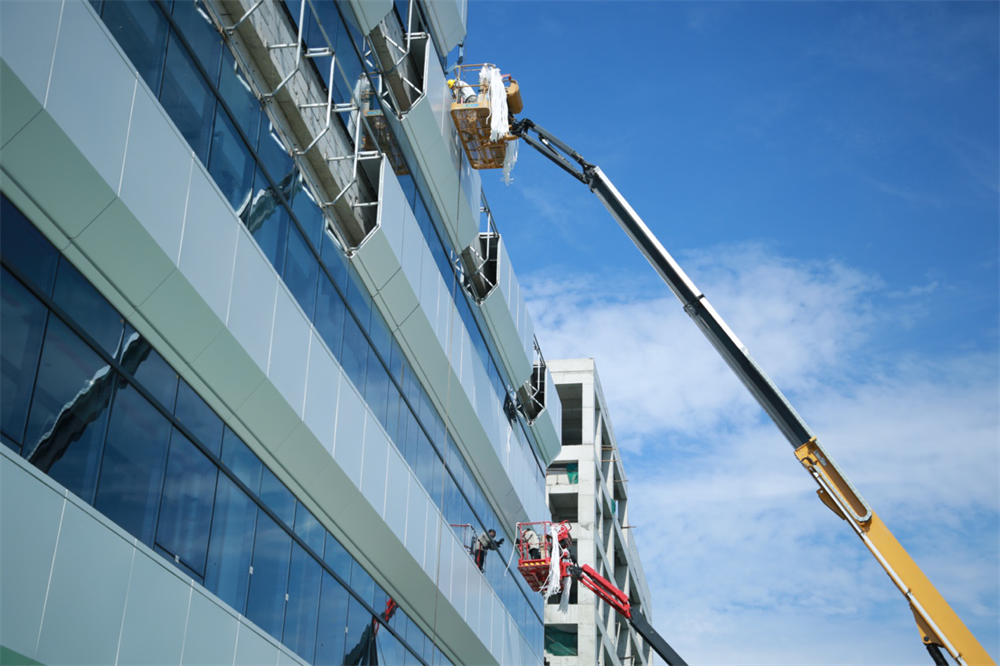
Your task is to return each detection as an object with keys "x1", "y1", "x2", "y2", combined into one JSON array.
[{"x1": 449, "y1": 64, "x2": 522, "y2": 170}]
